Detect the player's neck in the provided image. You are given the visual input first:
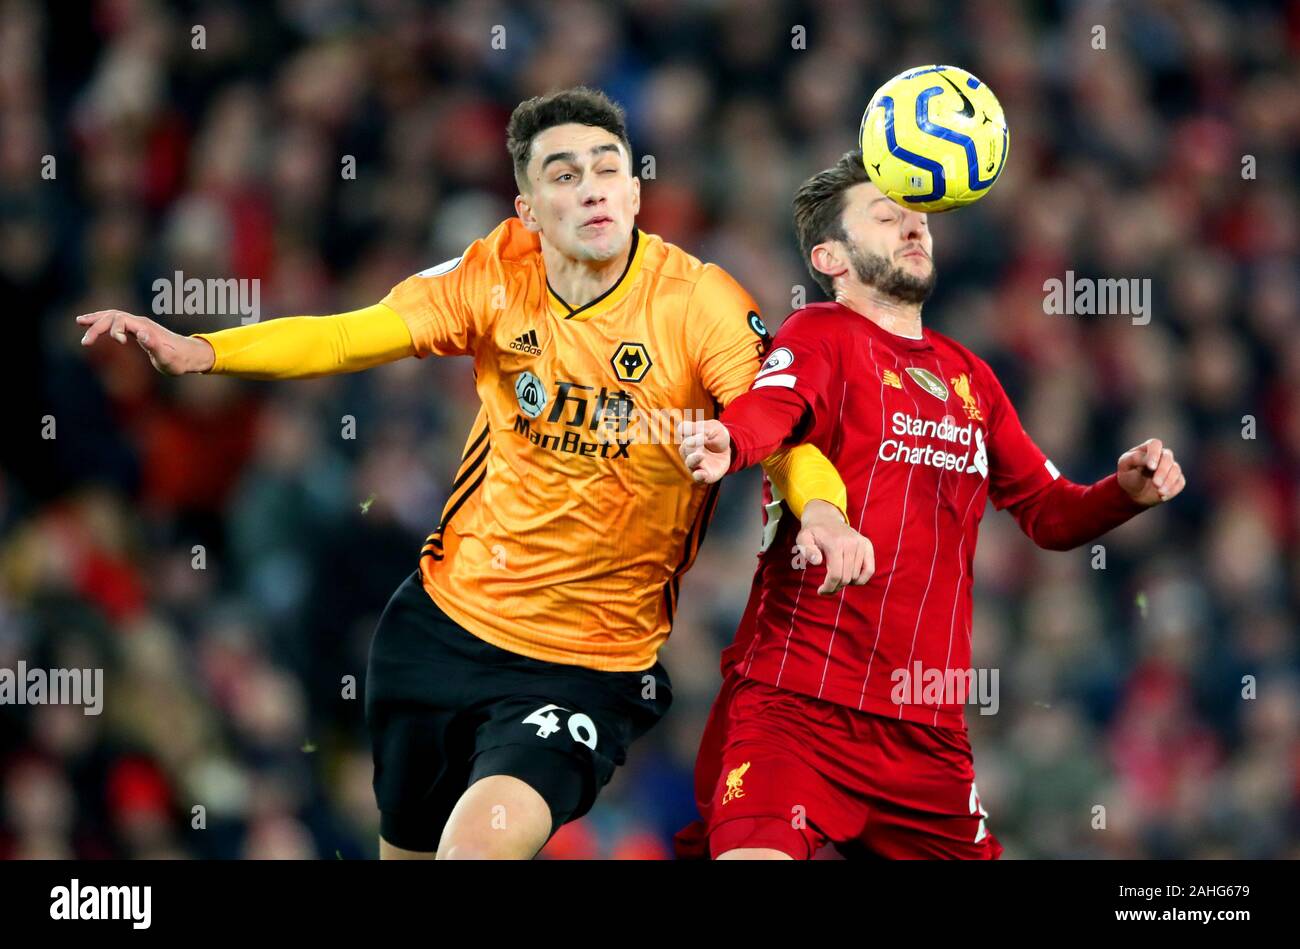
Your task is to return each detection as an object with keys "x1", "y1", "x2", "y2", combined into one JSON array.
[
  {"x1": 835, "y1": 284, "x2": 924, "y2": 340},
  {"x1": 541, "y1": 232, "x2": 635, "y2": 309}
]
